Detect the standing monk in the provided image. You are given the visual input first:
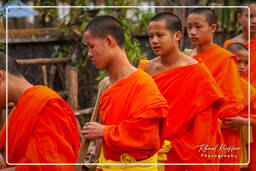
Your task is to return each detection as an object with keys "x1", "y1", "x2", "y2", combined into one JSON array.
[
  {"x1": 0, "y1": 50, "x2": 80, "y2": 171},
  {"x1": 223, "y1": 1, "x2": 256, "y2": 87},
  {"x1": 226, "y1": 43, "x2": 256, "y2": 171},
  {"x1": 187, "y1": 8, "x2": 245, "y2": 171},
  {"x1": 81, "y1": 15, "x2": 169, "y2": 171},
  {"x1": 139, "y1": 12, "x2": 224, "y2": 171}
]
